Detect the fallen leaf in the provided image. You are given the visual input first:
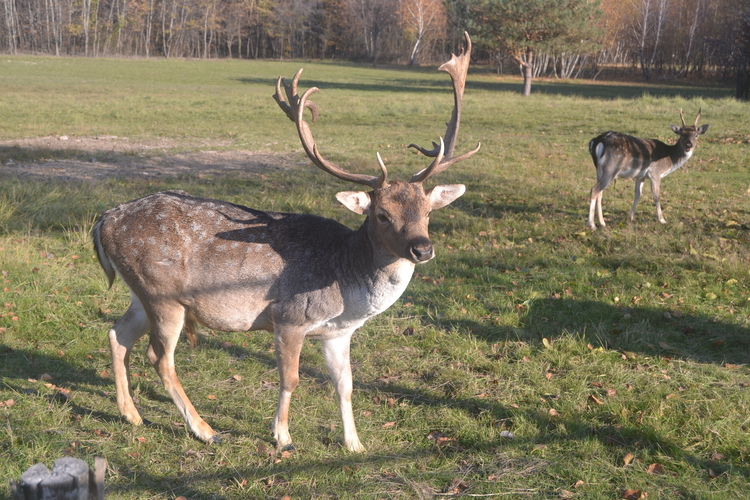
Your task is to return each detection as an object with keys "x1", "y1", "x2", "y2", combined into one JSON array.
[
  {"x1": 560, "y1": 489, "x2": 575, "y2": 499},
  {"x1": 607, "y1": 388, "x2": 617, "y2": 397},
  {"x1": 646, "y1": 463, "x2": 664, "y2": 474},
  {"x1": 443, "y1": 478, "x2": 469, "y2": 495},
  {"x1": 382, "y1": 421, "x2": 396, "y2": 428},
  {"x1": 232, "y1": 374, "x2": 242, "y2": 381},
  {"x1": 708, "y1": 468, "x2": 720, "y2": 479},
  {"x1": 533, "y1": 444, "x2": 547, "y2": 451},
  {"x1": 427, "y1": 431, "x2": 456, "y2": 446},
  {"x1": 549, "y1": 408, "x2": 560, "y2": 416},
  {"x1": 573, "y1": 480, "x2": 585, "y2": 488},
  {"x1": 542, "y1": 337, "x2": 552, "y2": 349},
  {"x1": 402, "y1": 326, "x2": 415, "y2": 336},
  {"x1": 622, "y1": 489, "x2": 647, "y2": 500},
  {"x1": 207, "y1": 394, "x2": 217, "y2": 400},
  {"x1": 589, "y1": 395, "x2": 604, "y2": 405},
  {"x1": 545, "y1": 372, "x2": 554, "y2": 380},
  {"x1": 623, "y1": 452, "x2": 635, "y2": 465},
  {"x1": 40, "y1": 373, "x2": 53, "y2": 381},
  {"x1": 136, "y1": 436, "x2": 146, "y2": 443},
  {"x1": 0, "y1": 399, "x2": 15, "y2": 408}
]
